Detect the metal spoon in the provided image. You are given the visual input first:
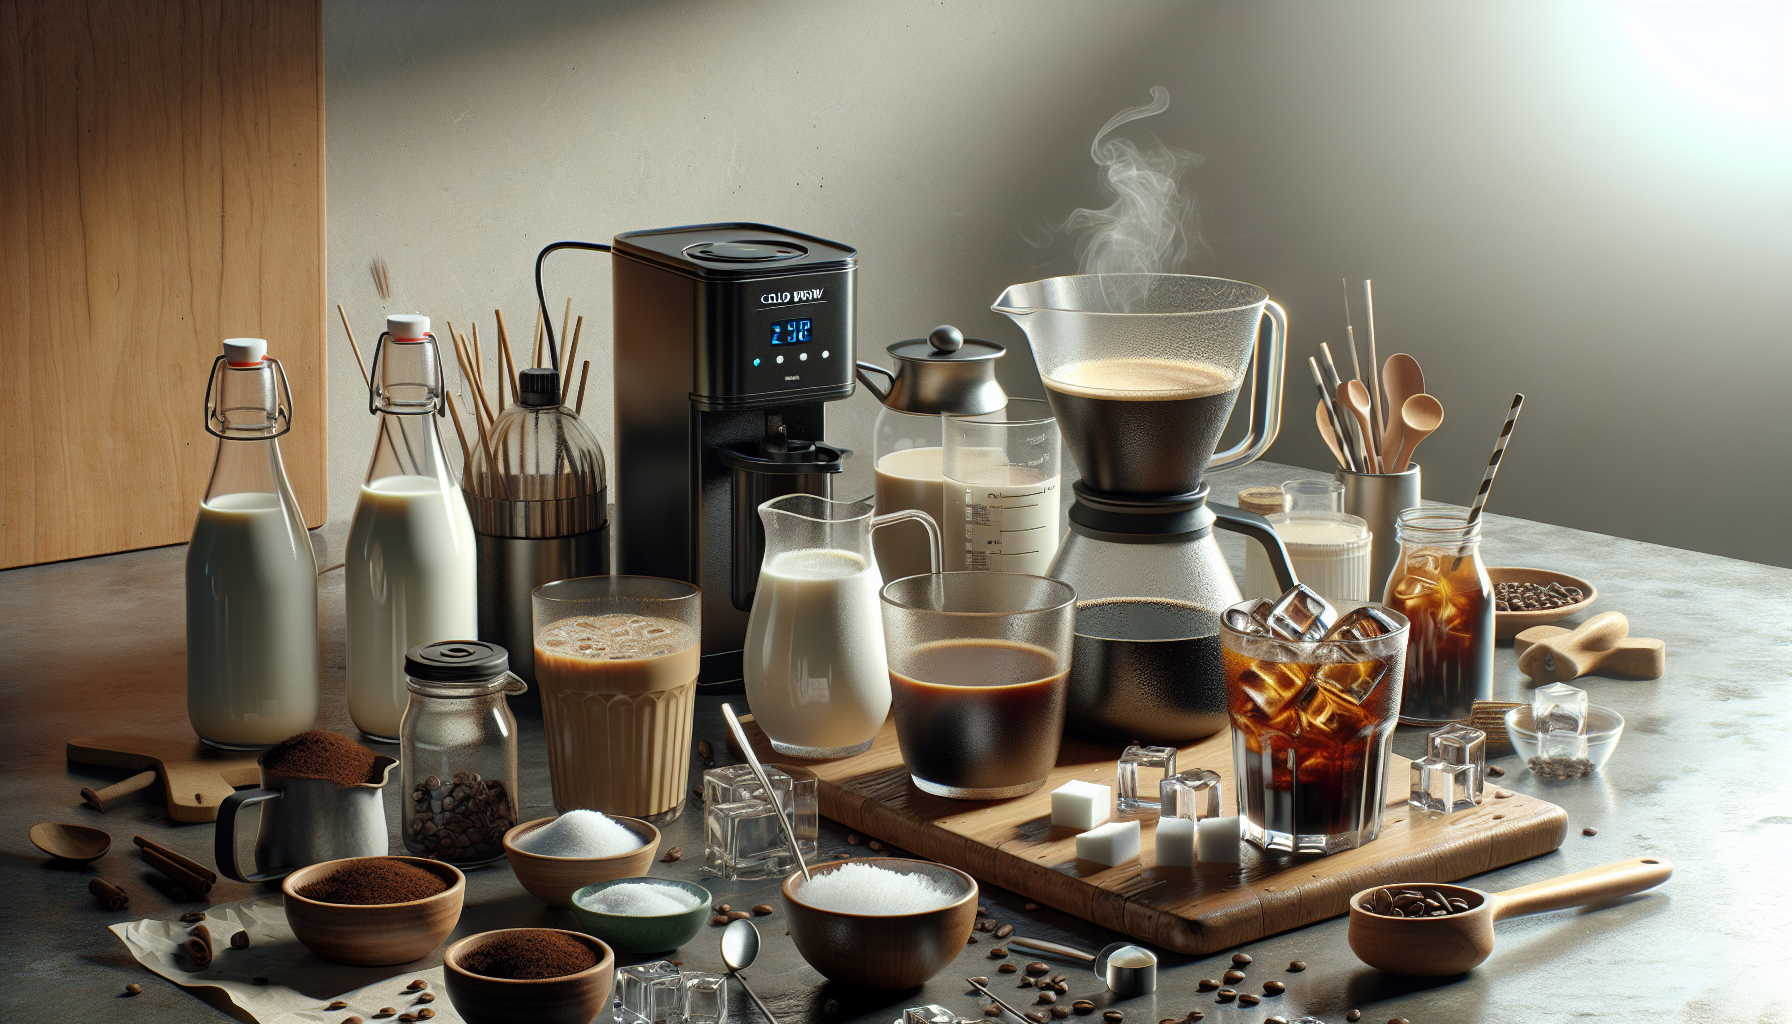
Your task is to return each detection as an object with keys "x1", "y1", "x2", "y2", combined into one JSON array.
[
  {"x1": 722, "y1": 917, "x2": 780, "y2": 1024},
  {"x1": 1007, "y1": 936, "x2": 1157, "y2": 998},
  {"x1": 721, "y1": 703, "x2": 809, "y2": 881},
  {"x1": 1389, "y1": 393, "x2": 1445, "y2": 472}
]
